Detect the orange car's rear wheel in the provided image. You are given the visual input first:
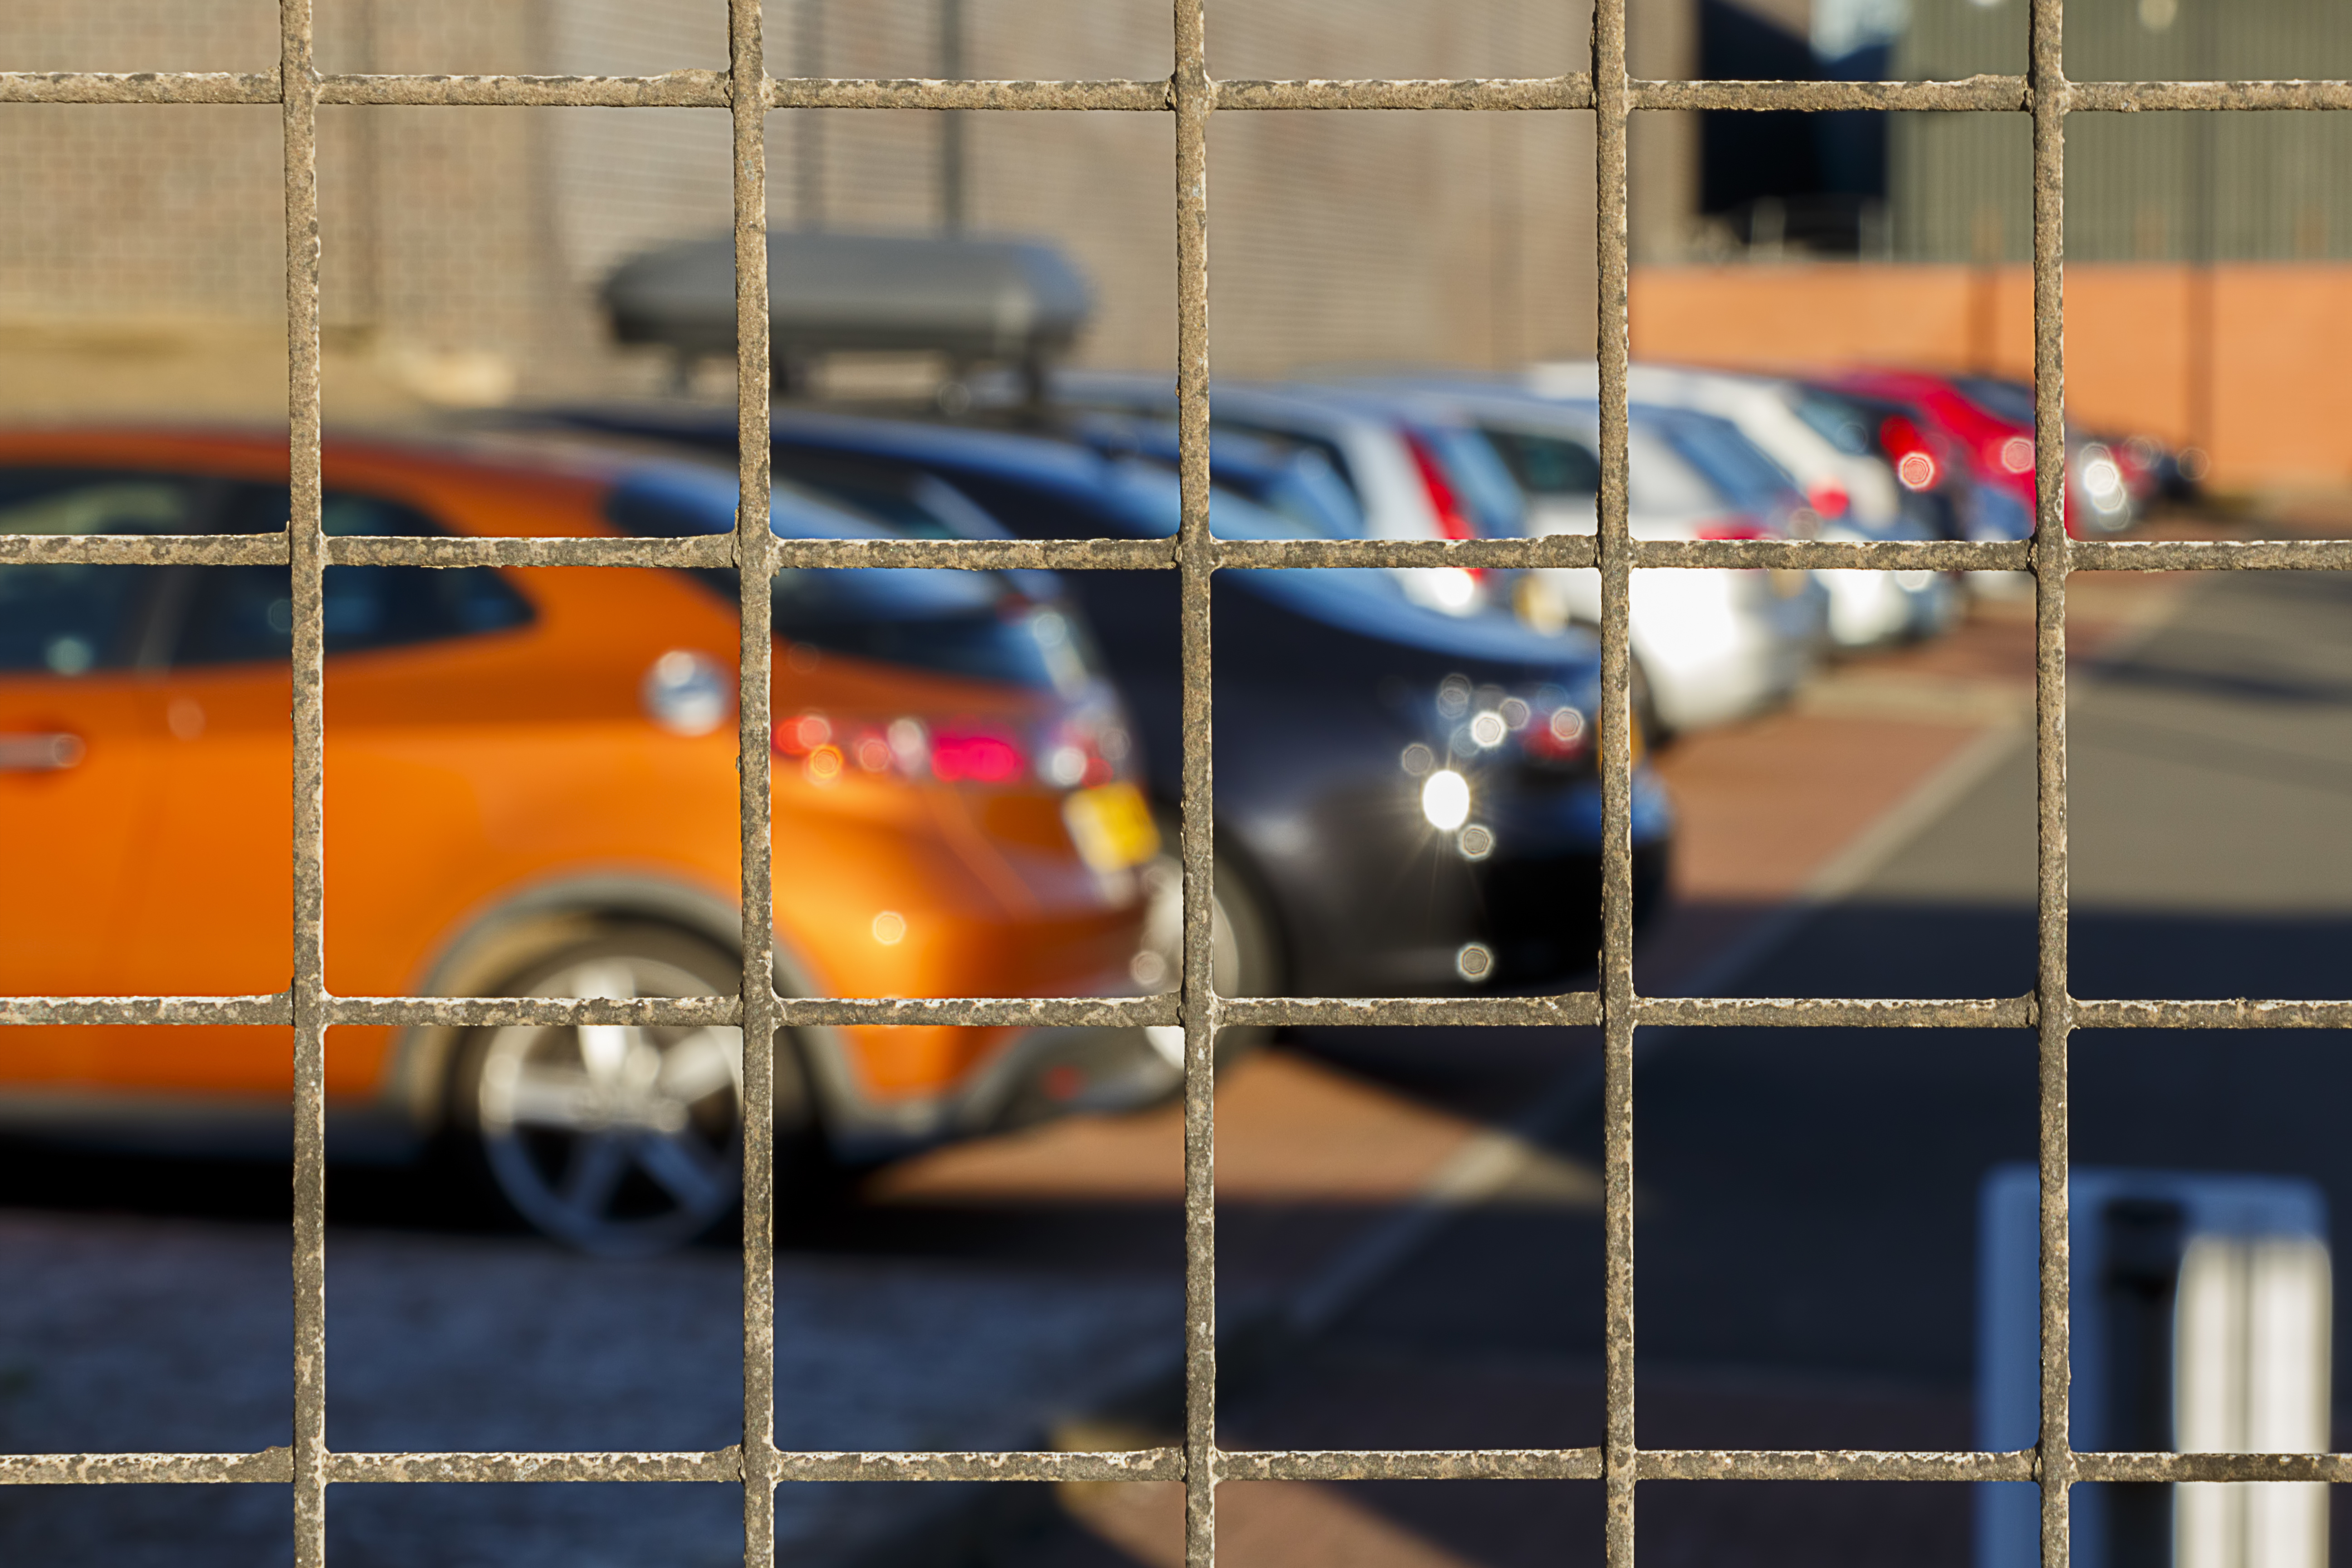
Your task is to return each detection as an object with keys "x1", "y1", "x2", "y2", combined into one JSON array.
[{"x1": 451, "y1": 925, "x2": 808, "y2": 1256}]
